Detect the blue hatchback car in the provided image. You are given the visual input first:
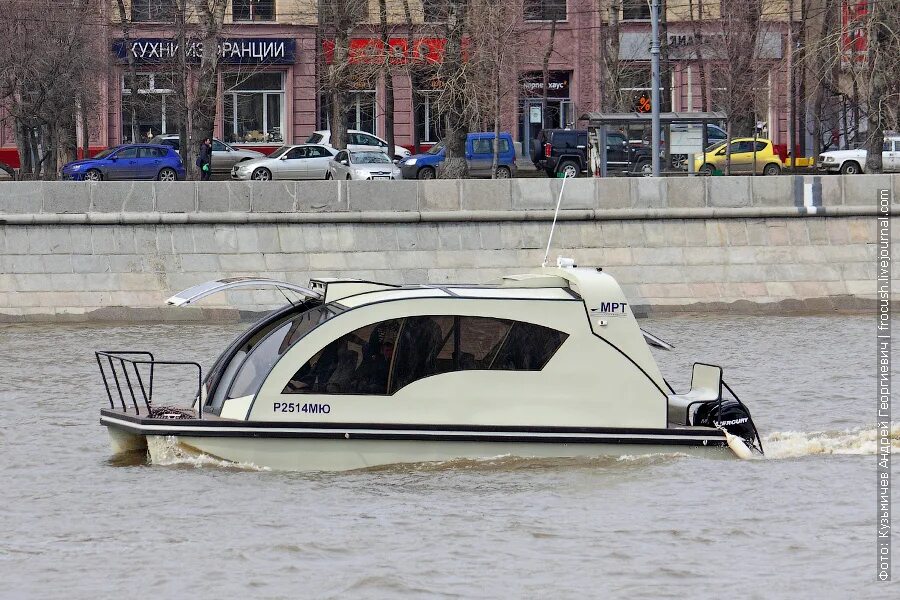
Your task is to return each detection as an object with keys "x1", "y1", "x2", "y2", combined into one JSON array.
[
  {"x1": 399, "y1": 132, "x2": 517, "y2": 179},
  {"x1": 62, "y1": 144, "x2": 186, "y2": 181}
]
